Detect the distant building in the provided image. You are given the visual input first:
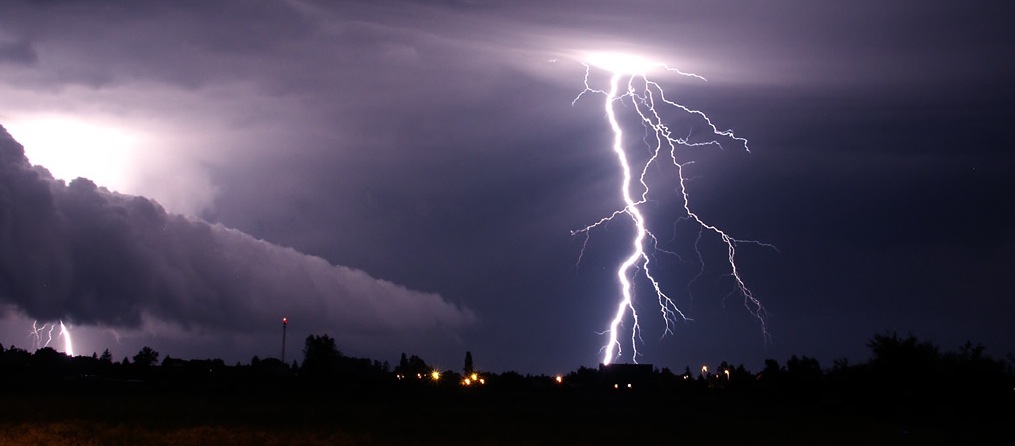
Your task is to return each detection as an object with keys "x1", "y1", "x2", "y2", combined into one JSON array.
[{"x1": 599, "y1": 363, "x2": 653, "y2": 390}]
